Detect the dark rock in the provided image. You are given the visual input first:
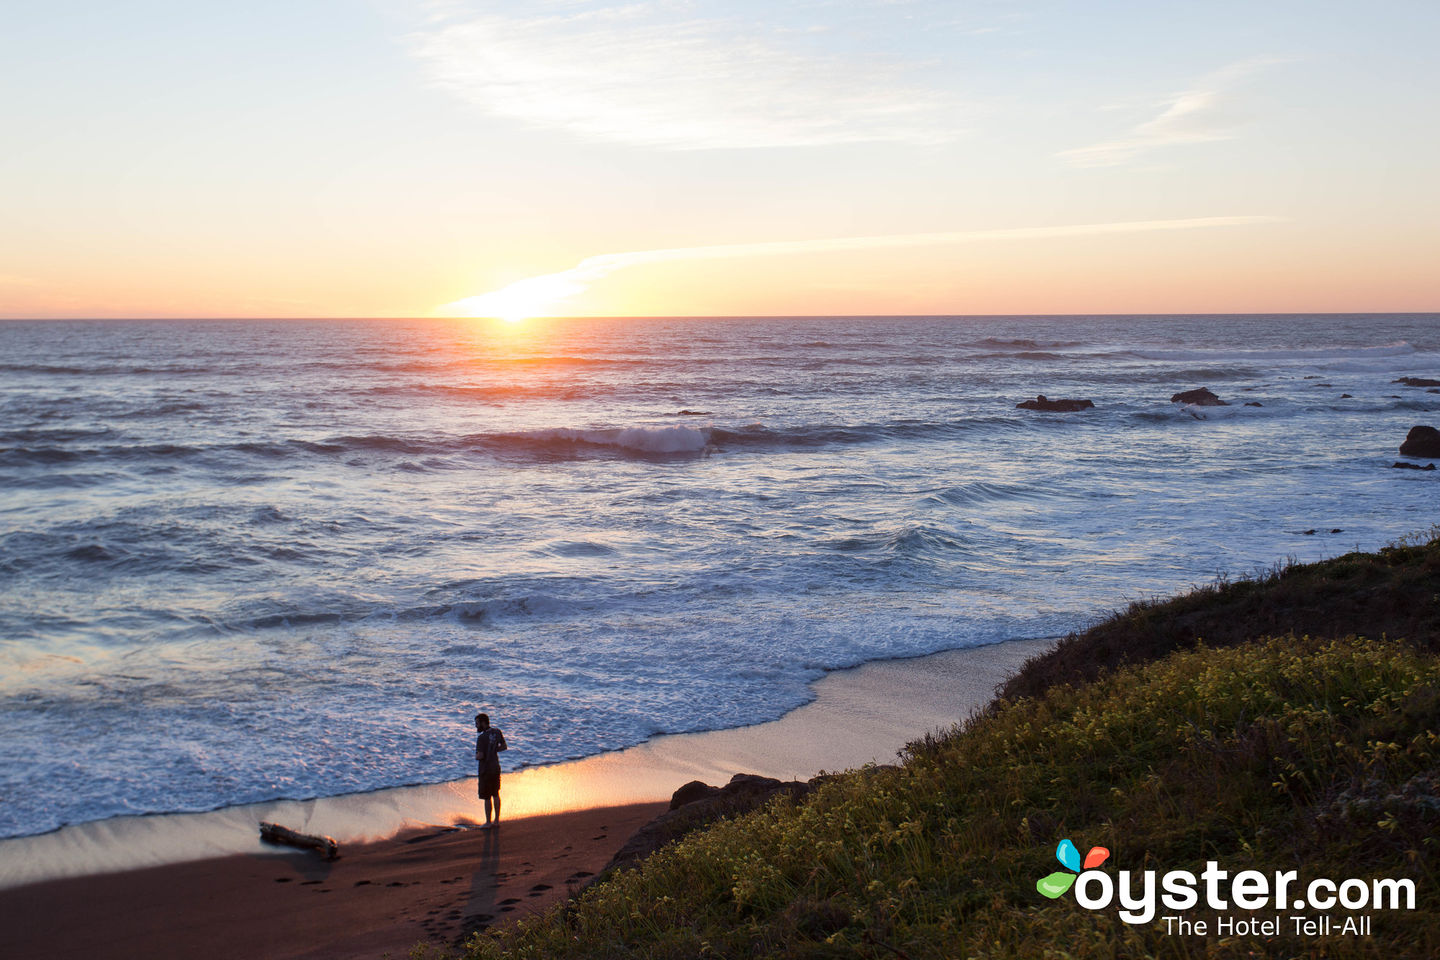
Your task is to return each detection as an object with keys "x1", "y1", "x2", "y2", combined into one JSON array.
[
  {"x1": 599, "y1": 773, "x2": 813, "y2": 882},
  {"x1": 1392, "y1": 462, "x2": 1436, "y2": 471},
  {"x1": 1340, "y1": 394, "x2": 1353, "y2": 399},
  {"x1": 1170, "y1": 387, "x2": 1228, "y2": 406},
  {"x1": 669, "y1": 780, "x2": 721, "y2": 810},
  {"x1": 1302, "y1": 529, "x2": 1317, "y2": 535},
  {"x1": 1244, "y1": 402, "x2": 1263, "y2": 407},
  {"x1": 1016, "y1": 395, "x2": 1094, "y2": 412},
  {"x1": 1393, "y1": 377, "x2": 1440, "y2": 387},
  {"x1": 1399, "y1": 425, "x2": 1440, "y2": 458}
]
